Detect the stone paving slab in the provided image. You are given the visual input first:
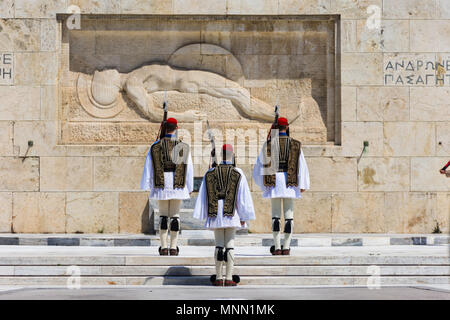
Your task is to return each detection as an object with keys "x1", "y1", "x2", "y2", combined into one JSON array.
[
  {"x1": 0, "y1": 286, "x2": 448, "y2": 300},
  {"x1": 0, "y1": 246, "x2": 447, "y2": 266},
  {"x1": 0, "y1": 276, "x2": 447, "y2": 287},
  {"x1": 0, "y1": 234, "x2": 447, "y2": 247},
  {"x1": 4, "y1": 265, "x2": 449, "y2": 277},
  {"x1": 0, "y1": 245, "x2": 447, "y2": 256}
]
